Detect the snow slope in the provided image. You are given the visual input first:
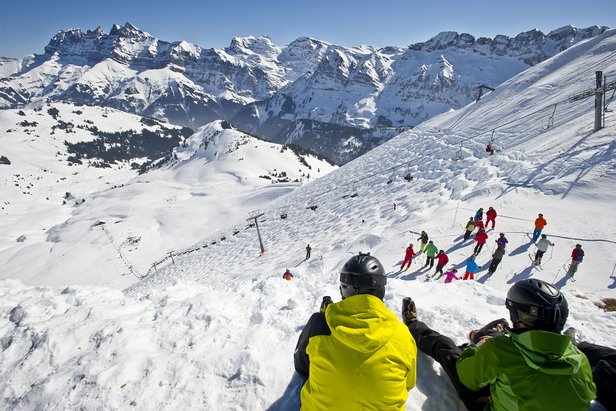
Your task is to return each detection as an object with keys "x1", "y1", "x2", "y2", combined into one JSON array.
[
  {"x1": 0, "y1": 106, "x2": 335, "y2": 288},
  {"x1": 1, "y1": 29, "x2": 616, "y2": 411}
]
